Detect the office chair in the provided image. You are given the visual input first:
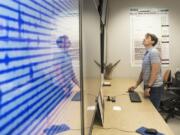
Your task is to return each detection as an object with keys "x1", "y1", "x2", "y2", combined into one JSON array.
[
  {"x1": 160, "y1": 70, "x2": 180, "y2": 122},
  {"x1": 163, "y1": 70, "x2": 172, "y2": 87}
]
